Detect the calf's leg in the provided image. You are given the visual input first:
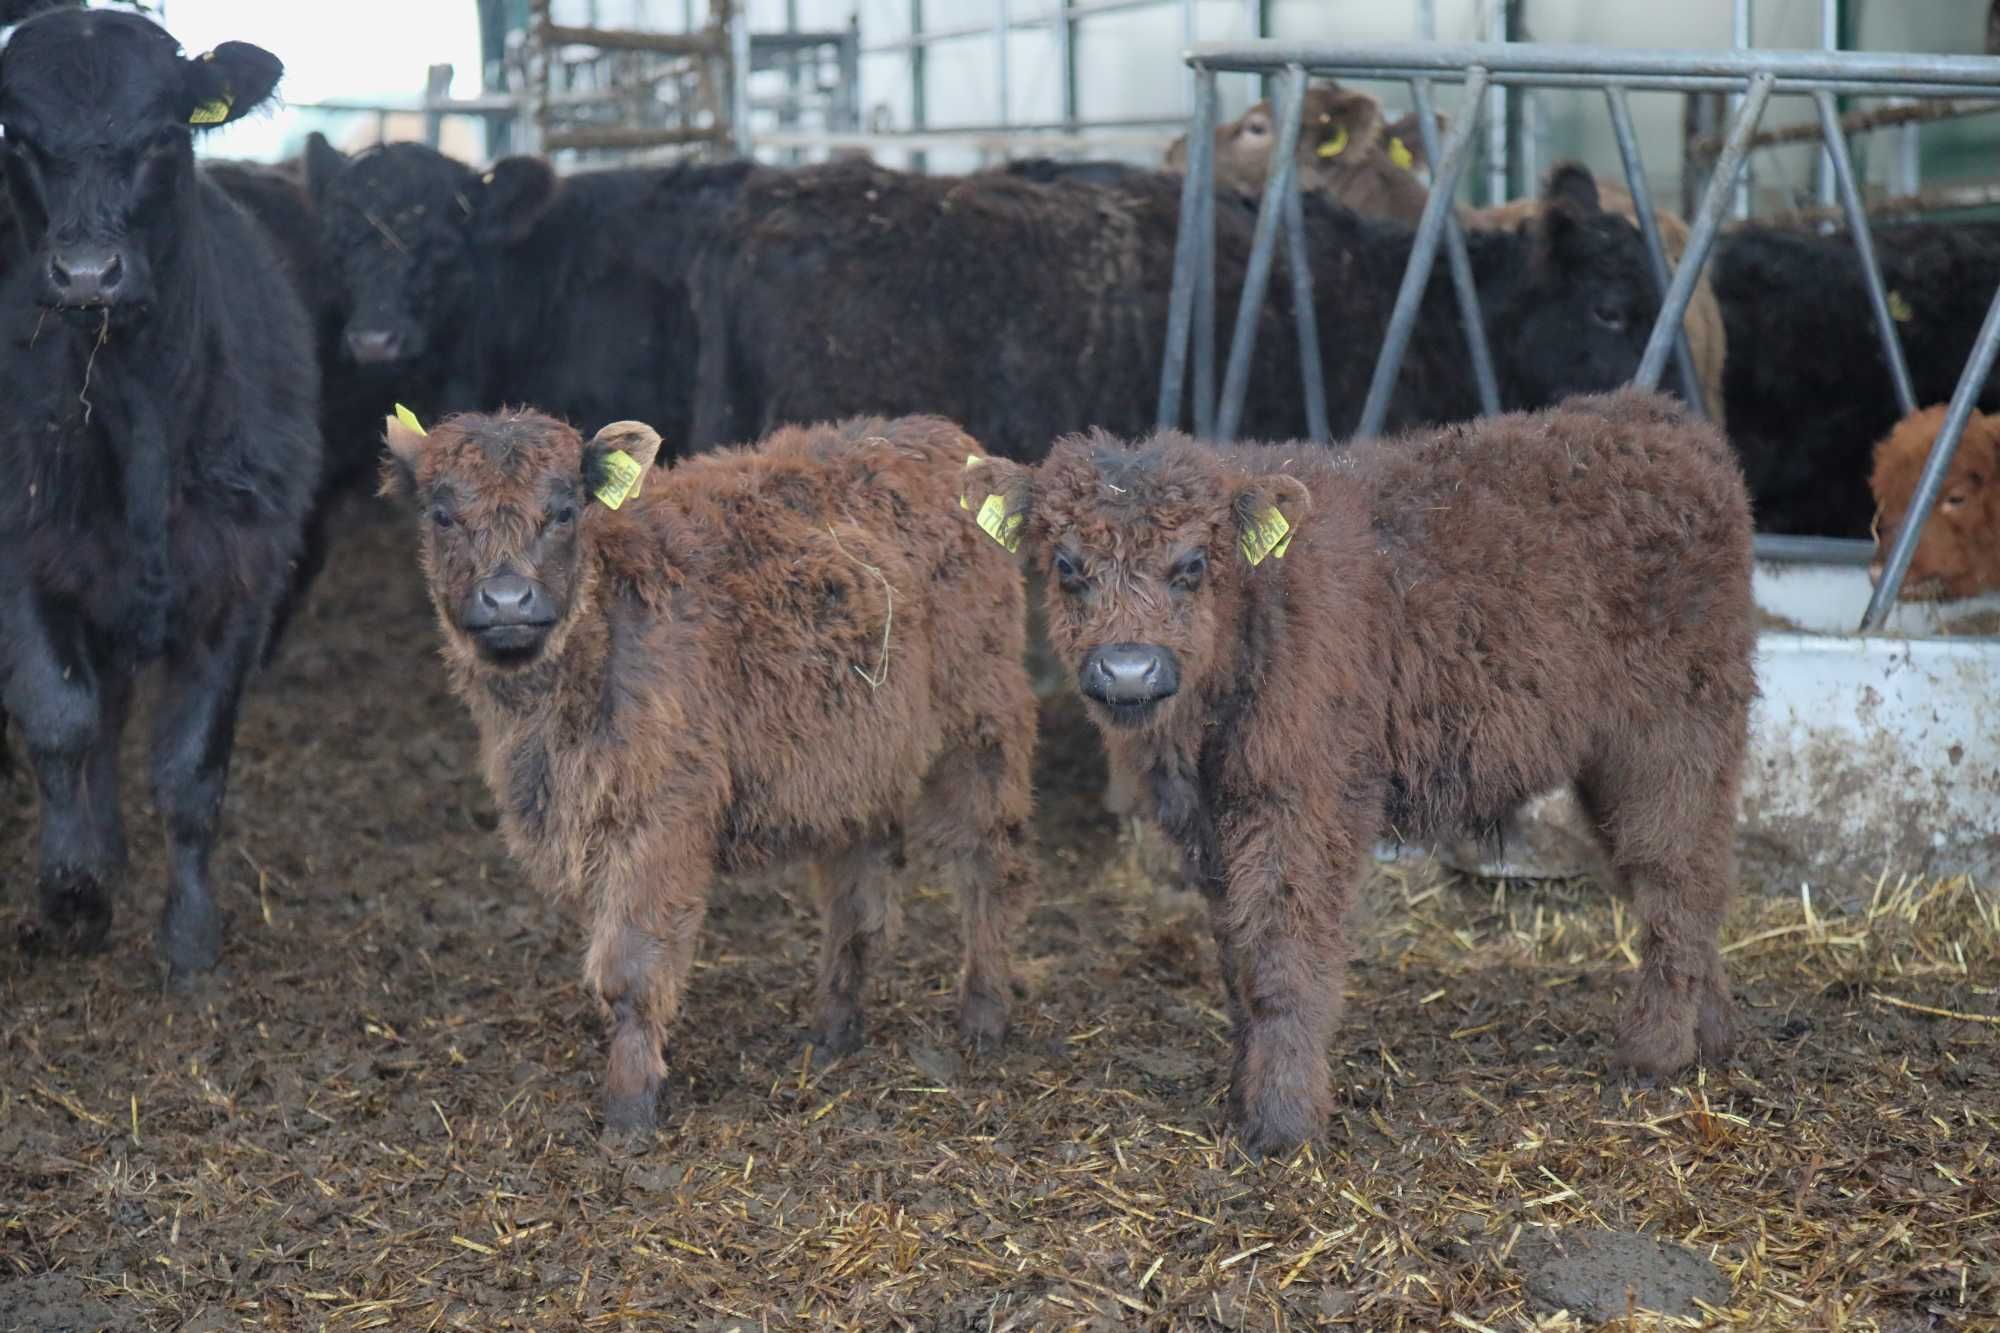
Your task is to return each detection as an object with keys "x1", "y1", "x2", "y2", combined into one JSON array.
[
  {"x1": 908, "y1": 736, "x2": 1039, "y2": 1053},
  {"x1": 1578, "y1": 728, "x2": 1741, "y2": 1076},
  {"x1": 586, "y1": 850, "x2": 711, "y2": 1135},
  {"x1": 149, "y1": 609, "x2": 270, "y2": 985},
  {"x1": 805, "y1": 837, "x2": 902, "y2": 1061},
  {"x1": 1214, "y1": 801, "x2": 1359, "y2": 1160},
  {"x1": 2, "y1": 593, "x2": 127, "y2": 954}
]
